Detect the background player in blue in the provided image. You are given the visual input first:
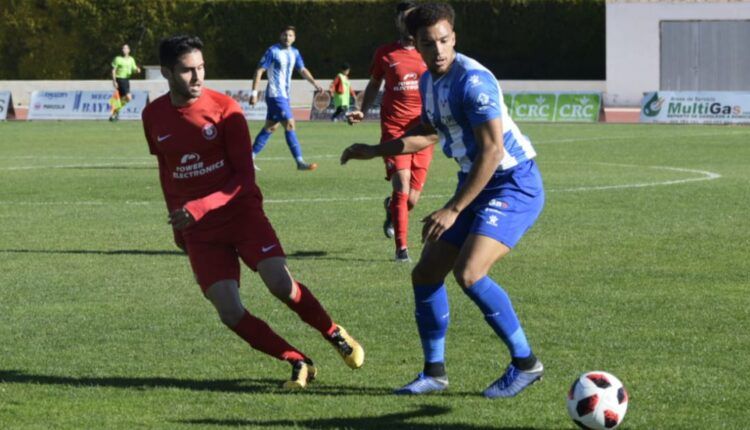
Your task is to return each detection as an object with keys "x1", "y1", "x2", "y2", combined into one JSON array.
[
  {"x1": 341, "y1": 2, "x2": 545, "y2": 398},
  {"x1": 249, "y1": 25, "x2": 323, "y2": 171}
]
